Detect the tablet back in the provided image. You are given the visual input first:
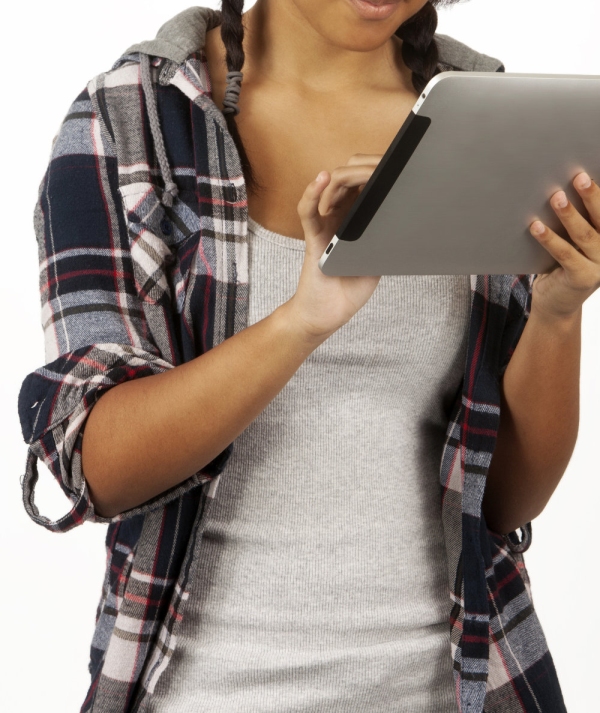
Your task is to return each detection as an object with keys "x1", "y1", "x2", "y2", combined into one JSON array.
[{"x1": 319, "y1": 71, "x2": 600, "y2": 275}]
